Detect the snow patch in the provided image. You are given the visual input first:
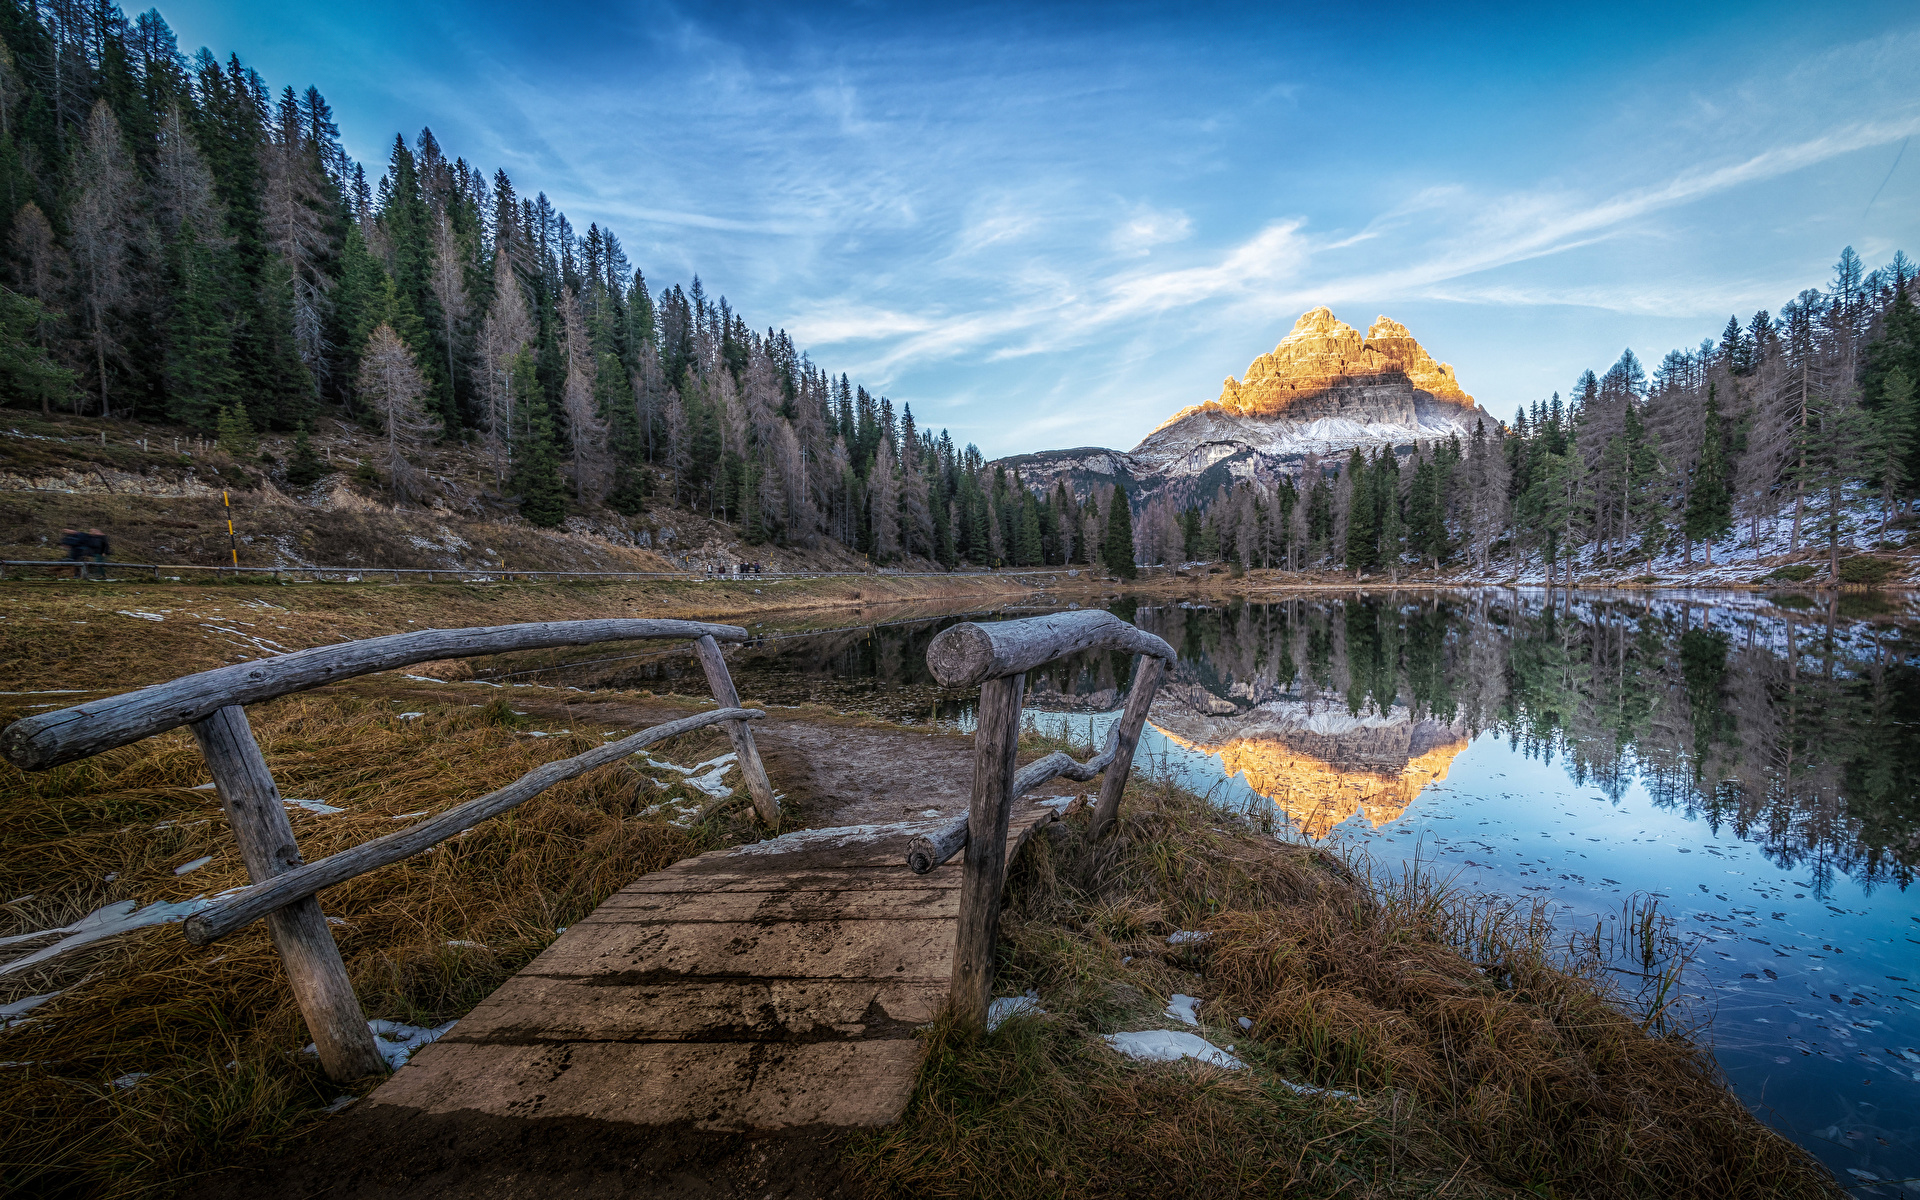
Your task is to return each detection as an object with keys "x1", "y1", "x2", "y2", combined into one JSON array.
[
  {"x1": 1165, "y1": 993, "x2": 1203, "y2": 1026},
  {"x1": 0, "y1": 989, "x2": 64, "y2": 1028},
  {"x1": 303, "y1": 1019, "x2": 456, "y2": 1071},
  {"x1": 1167, "y1": 930, "x2": 1210, "y2": 946},
  {"x1": 988, "y1": 991, "x2": 1045, "y2": 1030},
  {"x1": 284, "y1": 798, "x2": 345, "y2": 815},
  {"x1": 1103, "y1": 1030, "x2": 1245, "y2": 1069},
  {"x1": 173, "y1": 856, "x2": 214, "y2": 875},
  {"x1": 1, "y1": 897, "x2": 220, "y2": 977}
]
